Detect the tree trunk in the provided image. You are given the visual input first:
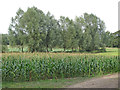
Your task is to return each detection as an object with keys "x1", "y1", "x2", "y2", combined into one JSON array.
[
  {"x1": 2, "y1": 51, "x2": 4, "y2": 53},
  {"x1": 47, "y1": 48, "x2": 48, "y2": 52},
  {"x1": 21, "y1": 46, "x2": 24, "y2": 53},
  {"x1": 47, "y1": 45, "x2": 49, "y2": 52},
  {"x1": 64, "y1": 47, "x2": 66, "y2": 52},
  {"x1": 32, "y1": 48, "x2": 35, "y2": 53},
  {"x1": 72, "y1": 47, "x2": 73, "y2": 52},
  {"x1": 31, "y1": 48, "x2": 35, "y2": 53}
]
